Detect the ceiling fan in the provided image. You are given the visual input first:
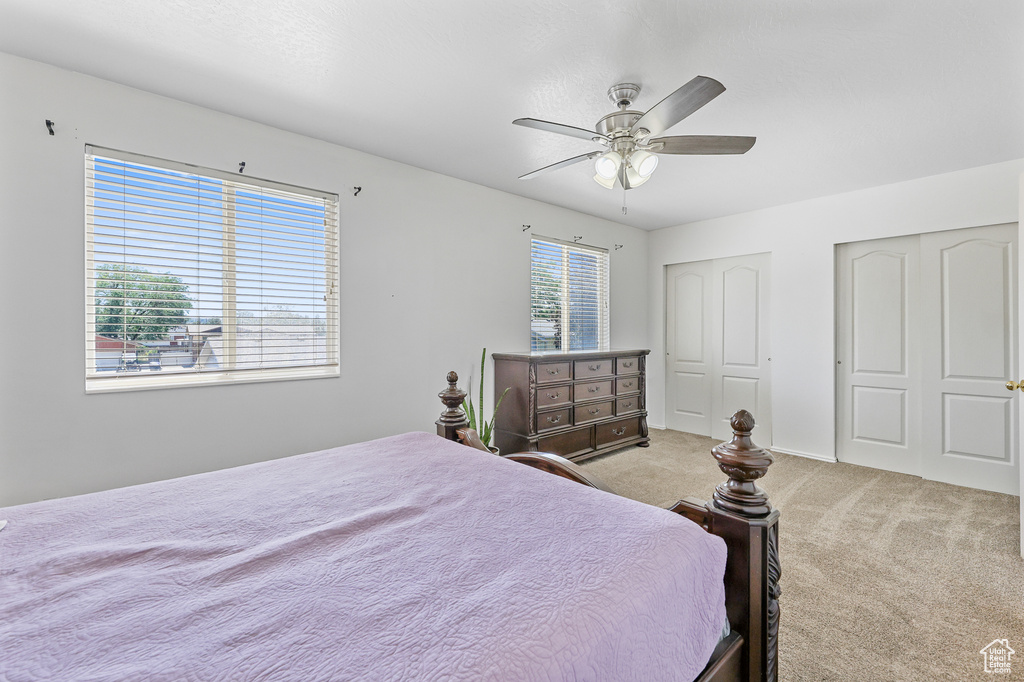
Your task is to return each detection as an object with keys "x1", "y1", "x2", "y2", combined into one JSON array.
[{"x1": 513, "y1": 76, "x2": 755, "y2": 190}]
